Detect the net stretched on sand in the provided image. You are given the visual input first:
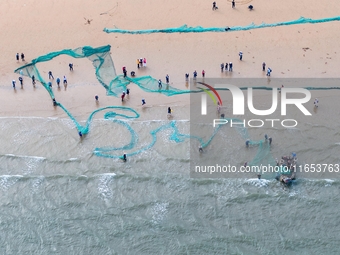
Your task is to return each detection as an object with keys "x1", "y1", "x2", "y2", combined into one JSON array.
[
  {"x1": 104, "y1": 16, "x2": 340, "y2": 34},
  {"x1": 13, "y1": 45, "x2": 339, "y2": 170}
]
